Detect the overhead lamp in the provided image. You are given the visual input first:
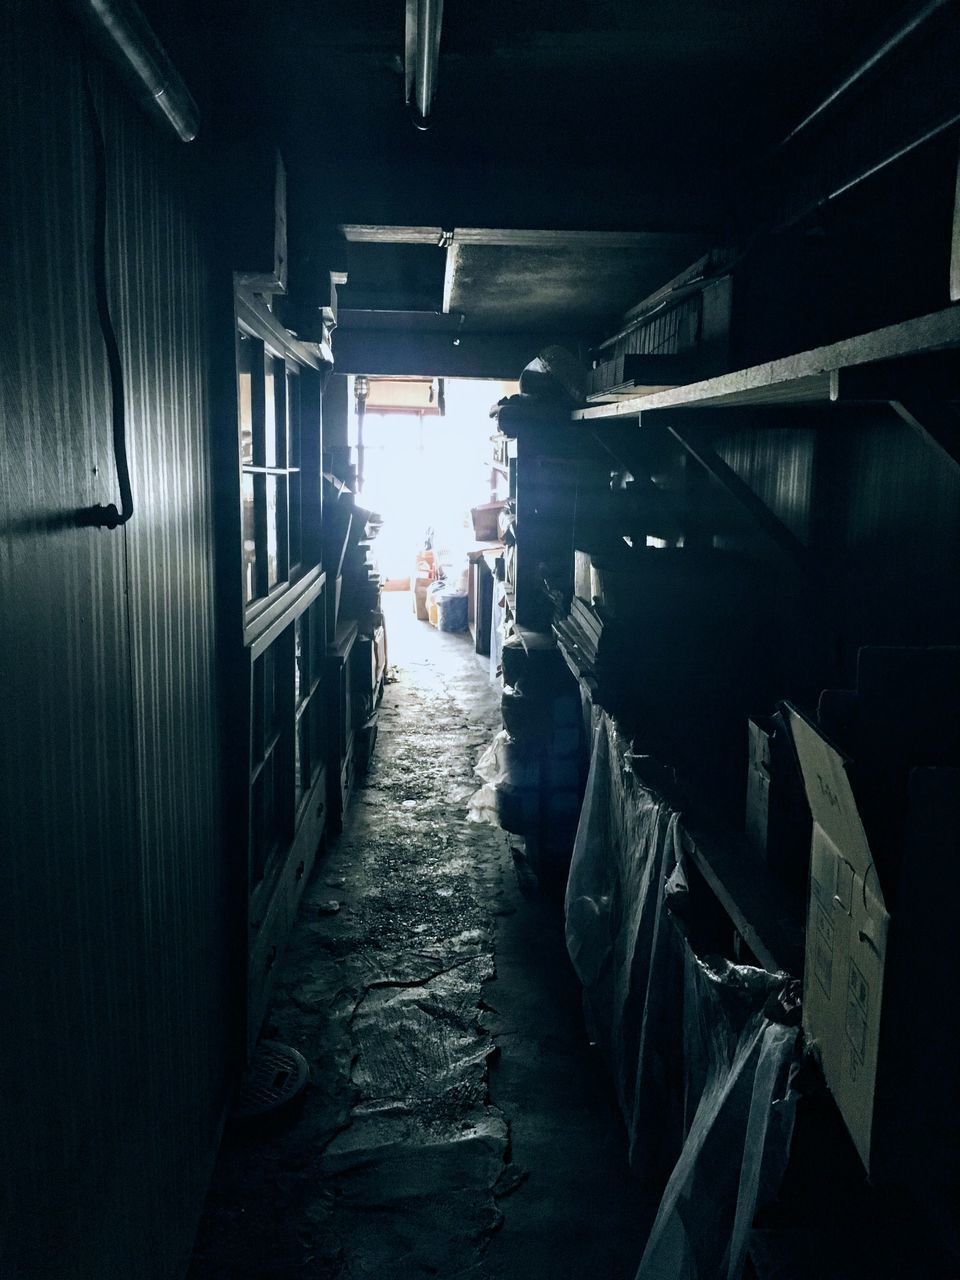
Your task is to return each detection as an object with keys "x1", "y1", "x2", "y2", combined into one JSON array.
[{"x1": 404, "y1": 0, "x2": 444, "y2": 130}]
